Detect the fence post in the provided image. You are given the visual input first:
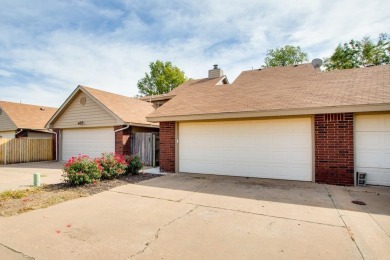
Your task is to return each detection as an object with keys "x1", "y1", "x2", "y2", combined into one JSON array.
[
  {"x1": 4, "y1": 139, "x2": 7, "y2": 165},
  {"x1": 152, "y1": 134, "x2": 156, "y2": 167}
]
